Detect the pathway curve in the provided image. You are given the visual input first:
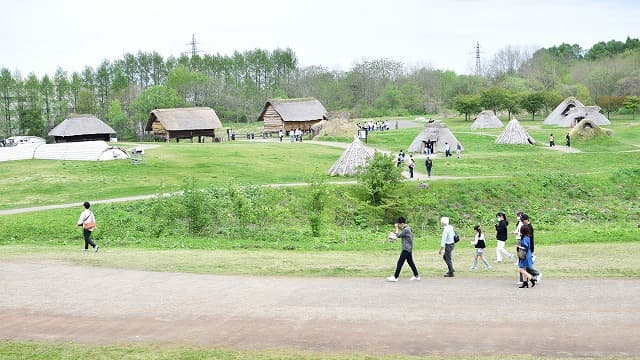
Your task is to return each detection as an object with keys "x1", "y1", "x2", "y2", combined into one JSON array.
[{"x1": 0, "y1": 259, "x2": 638, "y2": 357}]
